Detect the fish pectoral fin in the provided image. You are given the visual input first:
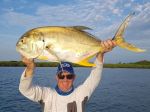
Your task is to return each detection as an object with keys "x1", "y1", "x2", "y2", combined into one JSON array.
[
  {"x1": 118, "y1": 41, "x2": 146, "y2": 52},
  {"x1": 77, "y1": 54, "x2": 96, "y2": 67},
  {"x1": 45, "y1": 46, "x2": 61, "y2": 62}
]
